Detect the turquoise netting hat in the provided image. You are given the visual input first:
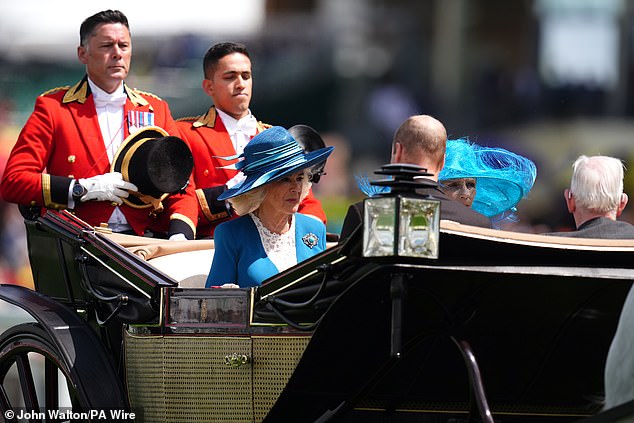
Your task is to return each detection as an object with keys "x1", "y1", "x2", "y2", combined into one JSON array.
[{"x1": 439, "y1": 138, "x2": 537, "y2": 218}]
